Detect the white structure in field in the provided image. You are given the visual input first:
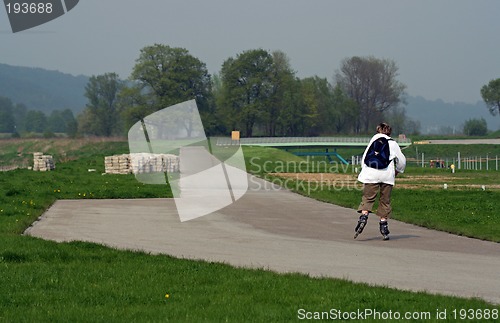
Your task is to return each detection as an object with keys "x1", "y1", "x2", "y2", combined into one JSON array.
[
  {"x1": 104, "y1": 153, "x2": 179, "y2": 175},
  {"x1": 33, "y1": 152, "x2": 55, "y2": 171}
]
